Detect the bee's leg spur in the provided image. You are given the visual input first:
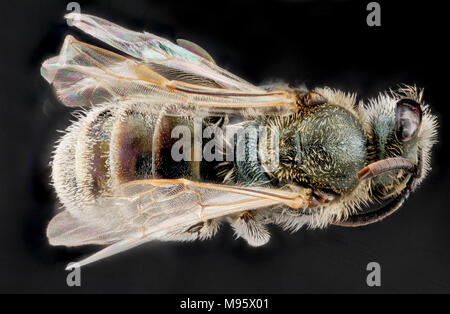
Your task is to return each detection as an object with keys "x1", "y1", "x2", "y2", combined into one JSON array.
[{"x1": 227, "y1": 211, "x2": 270, "y2": 247}]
